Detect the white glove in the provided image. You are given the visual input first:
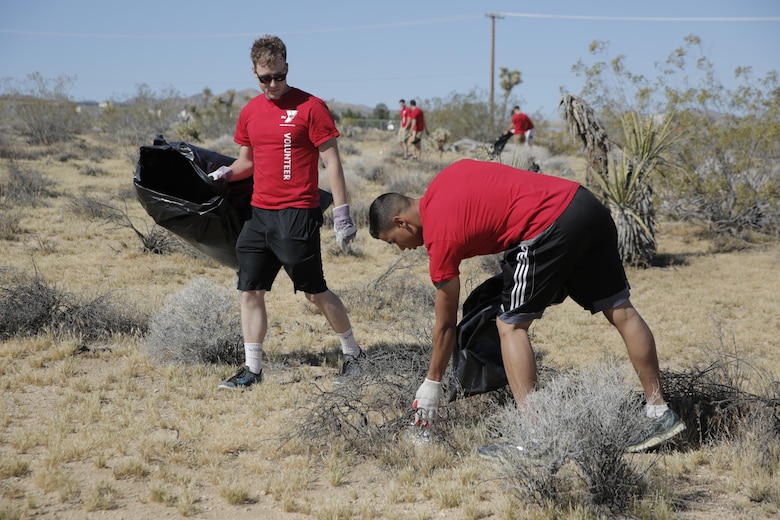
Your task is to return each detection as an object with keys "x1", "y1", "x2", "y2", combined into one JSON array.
[
  {"x1": 333, "y1": 204, "x2": 357, "y2": 250},
  {"x1": 412, "y1": 378, "x2": 442, "y2": 428},
  {"x1": 207, "y1": 166, "x2": 233, "y2": 182}
]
